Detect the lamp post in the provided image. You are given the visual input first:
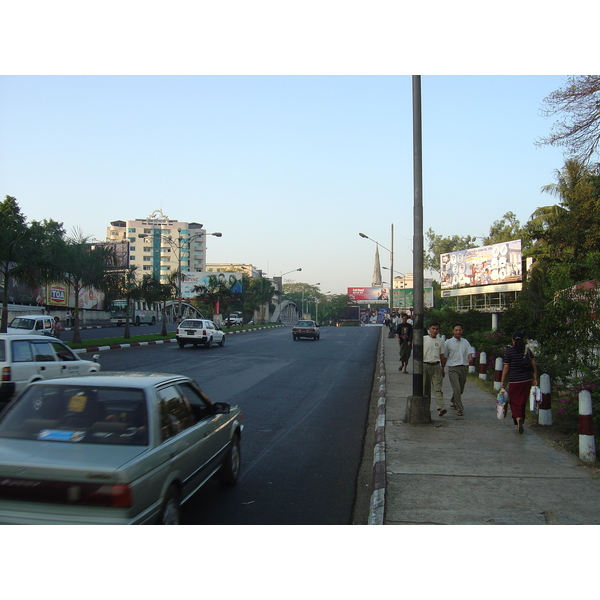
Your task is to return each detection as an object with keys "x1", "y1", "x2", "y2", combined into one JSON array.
[
  {"x1": 139, "y1": 229, "x2": 222, "y2": 319},
  {"x1": 359, "y1": 226, "x2": 394, "y2": 315}
]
